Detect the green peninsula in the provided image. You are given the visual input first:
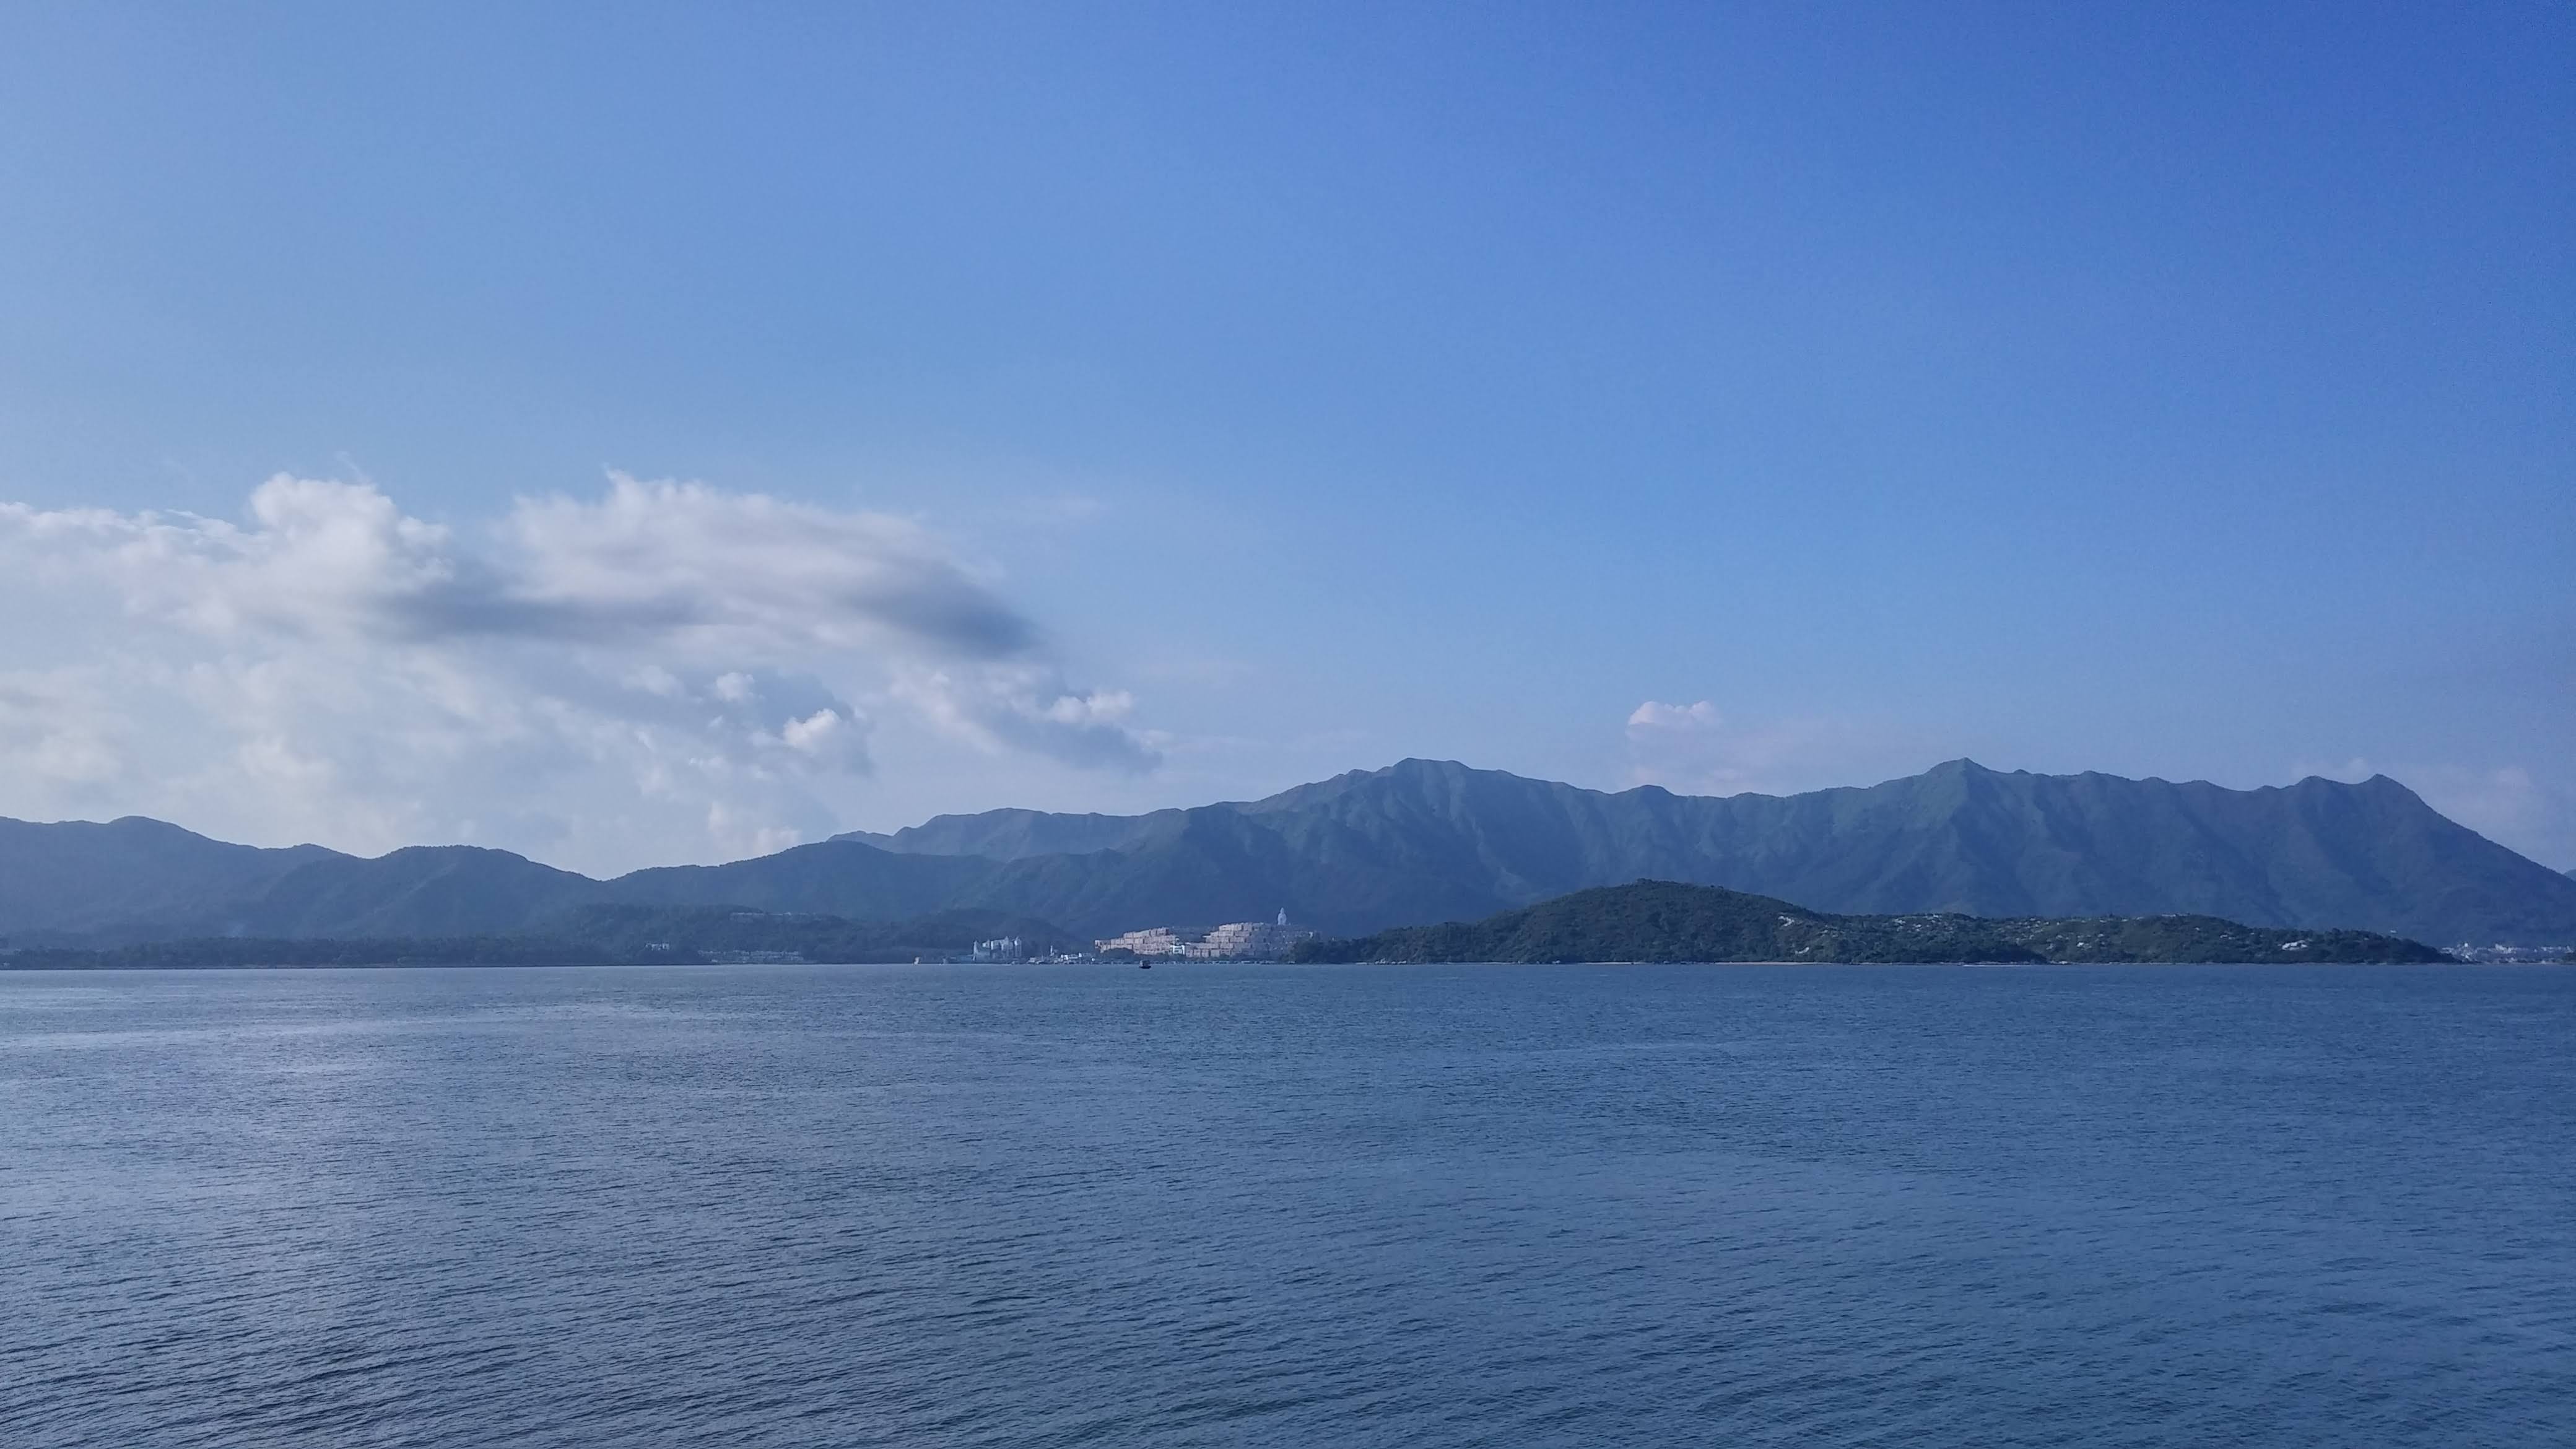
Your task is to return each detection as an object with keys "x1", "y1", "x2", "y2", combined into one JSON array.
[{"x1": 1290, "y1": 881, "x2": 2450, "y2": 964}]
